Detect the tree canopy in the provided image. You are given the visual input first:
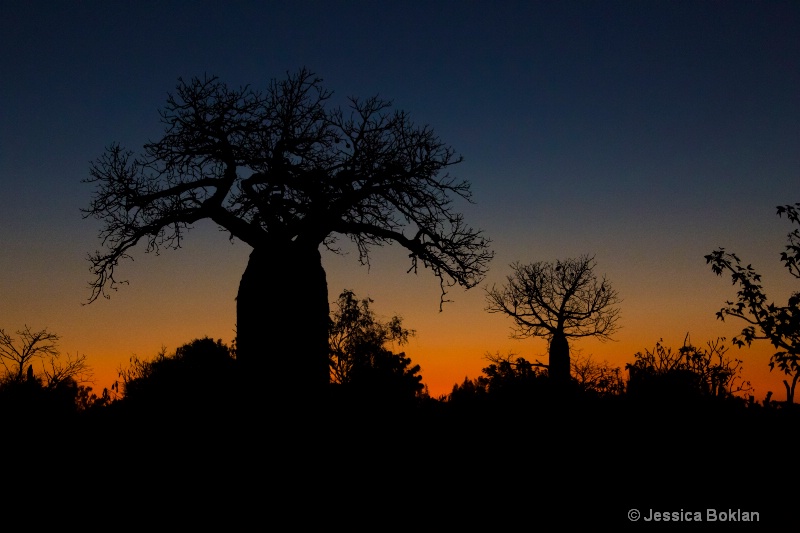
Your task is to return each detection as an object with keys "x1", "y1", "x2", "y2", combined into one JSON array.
[
  {"x1": 84, "y1": 68, "x2": 493, "y2": 305},
  {"x1": 485, "y1": 255, "x2": 620, "y2": 384},
  {"x1": 329, "y1": 289, "x2": 424, "y2": 404},
  {"x1": 0, "y1": 326, "x2": 59, "y2": 382},
  {"x1": 84, "y1": 68, "x2": 494, "y2": 397}
]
